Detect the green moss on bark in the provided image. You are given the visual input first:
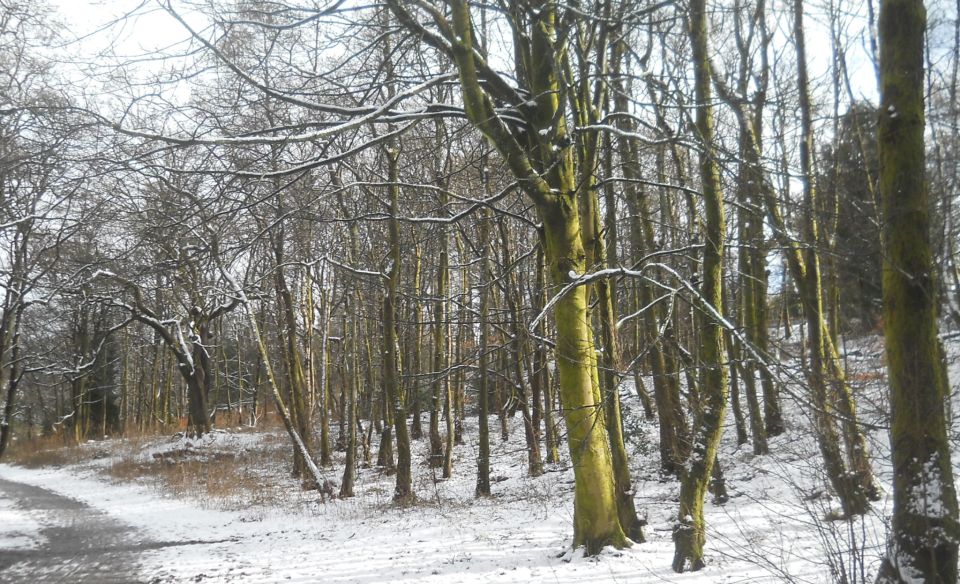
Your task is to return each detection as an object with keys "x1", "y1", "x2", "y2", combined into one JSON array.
[{"x1": 876, "y1": 0, "x2": 960, "y2": 581}]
